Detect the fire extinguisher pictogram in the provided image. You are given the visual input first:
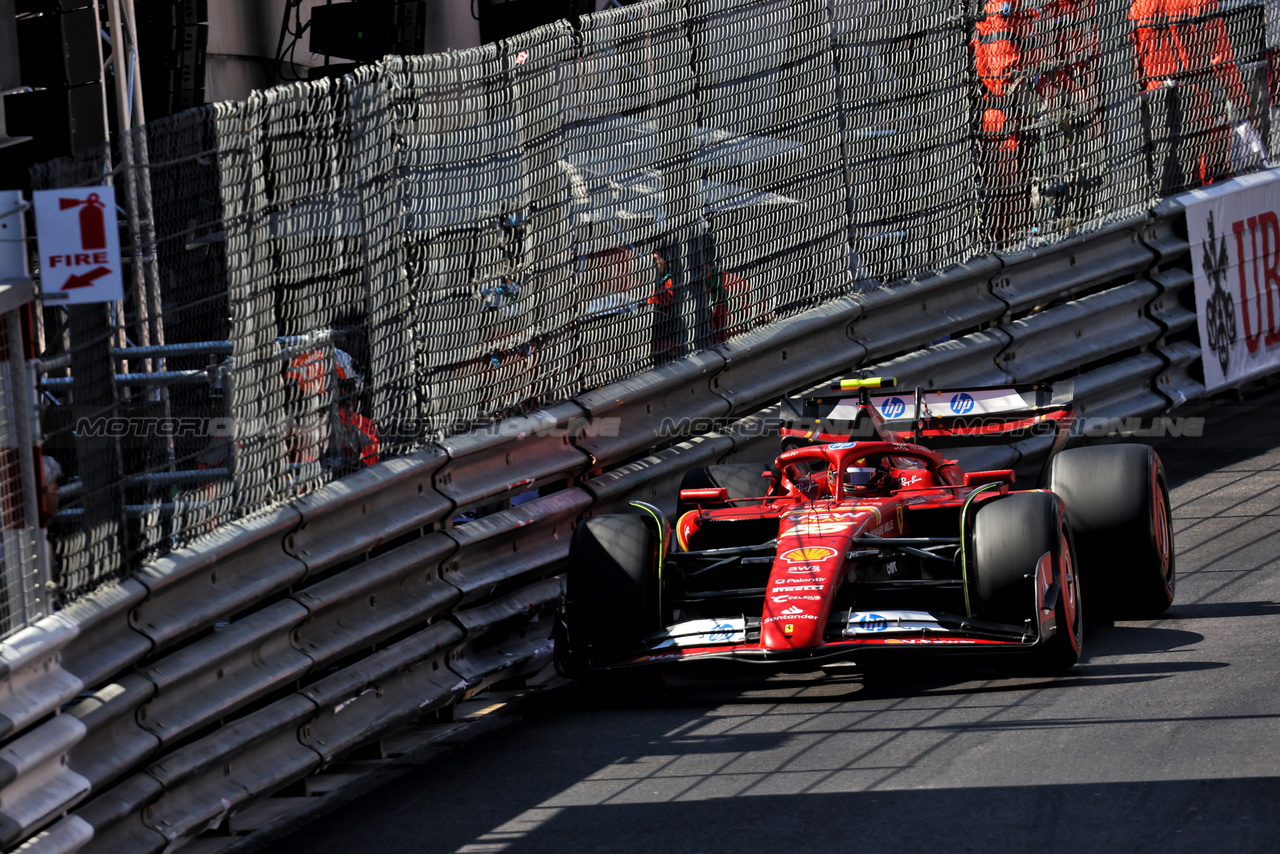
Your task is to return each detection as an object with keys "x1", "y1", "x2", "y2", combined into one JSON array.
[{"x1": 58, "y1": 193, "x2": 107, "y2": 251}]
